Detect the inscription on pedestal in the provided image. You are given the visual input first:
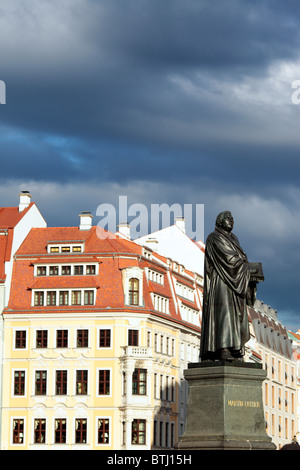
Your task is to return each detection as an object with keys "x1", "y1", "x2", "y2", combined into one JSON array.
[{"x1": 227, "y1": 400, "x2": 261, "y2": 408}]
